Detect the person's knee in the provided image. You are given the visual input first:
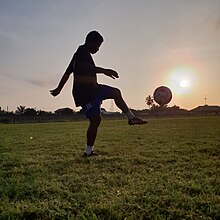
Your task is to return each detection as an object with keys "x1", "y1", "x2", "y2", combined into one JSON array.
[
  {"x1": 89, "y1": 115, "x2": 101, "y2": 128},
  {"x1": 113, "y1": 88, "x2": 122, "y2": 98}
]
